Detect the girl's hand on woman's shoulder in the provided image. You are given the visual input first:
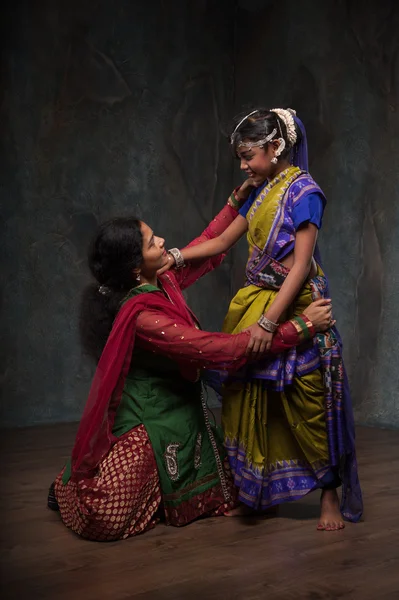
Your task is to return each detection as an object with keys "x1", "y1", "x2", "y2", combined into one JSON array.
[{"x1": 157, "y1": 253, "x2": 175, "y2": 276}]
